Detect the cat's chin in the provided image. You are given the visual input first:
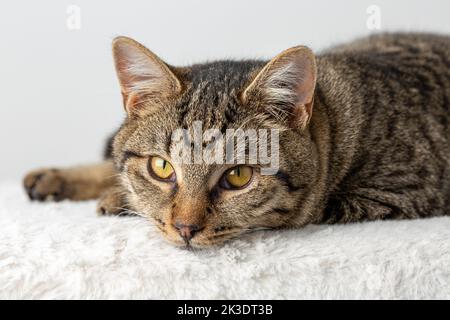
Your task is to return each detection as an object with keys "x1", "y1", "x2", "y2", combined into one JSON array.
[
  {"x1": 156, "y1": 223, "x2": 238, "y2": 248},
  {"x1": 161, "y1": 234, "x2": 232, "y2": 249},
  {"x1": 166, "y1": 239, "x2": 222, "y2": 249}
]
